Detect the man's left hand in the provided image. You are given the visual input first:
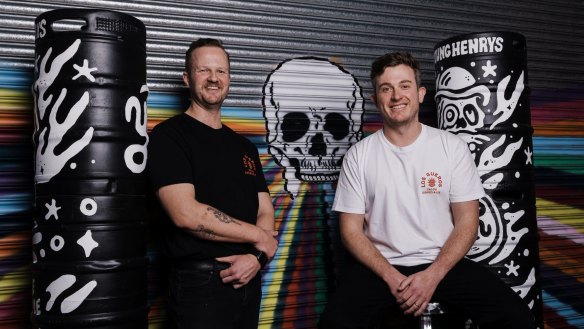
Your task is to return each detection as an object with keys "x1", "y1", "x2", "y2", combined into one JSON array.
[
  {"x1": 396, "y1": 269, "x2": 442, "y2": 316},
  {"x1": 216, "y1": 254, "x2": 260, "y2": 289}
]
